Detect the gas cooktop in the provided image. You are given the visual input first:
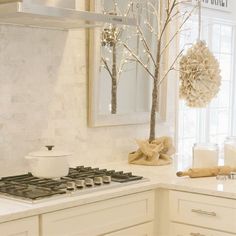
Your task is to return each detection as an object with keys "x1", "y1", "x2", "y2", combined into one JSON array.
[{"x1": 0, "y1": 166, "x2": 147, "y2": 203}]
